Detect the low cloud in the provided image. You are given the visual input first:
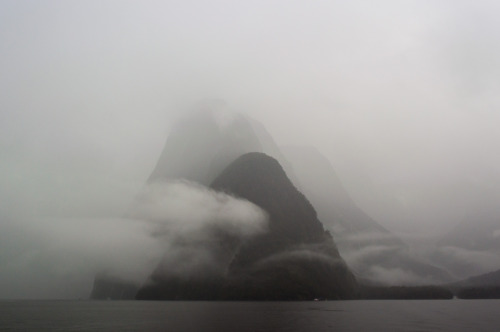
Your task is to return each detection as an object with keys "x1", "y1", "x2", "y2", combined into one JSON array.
[
  {"x1": 340, "y1": 245, "x2": 402, "y2": 271},
  {"x1": 0, "y1": 180, "x2": 268, "y2": 298},
  {"x1": 338, "y1": 231, "x2": 403, "y2": 246},
  {"x1": 130, "y1": 180, "x2": 268, "y2": 279},
  {"x1": 0, "y1": 216, "x2": 162, "y2": 299},
  {"x1": 433, "y1": 246, "x2": 500, "y2": 278},
  {"x1": 130, "y1": 180, "x2": 267, "y2": 237},
  {"x1": 256, "y1": 244, "x2": 343, "y2": 267},
  {"x1": 339, "y1": 243, "x2": 451, "y2": 285},
  {"x1": 367, "y1": 266, "x2": 436, "y2": 286}
]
